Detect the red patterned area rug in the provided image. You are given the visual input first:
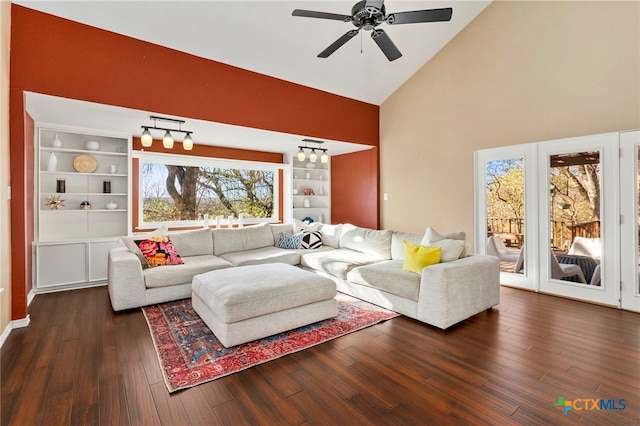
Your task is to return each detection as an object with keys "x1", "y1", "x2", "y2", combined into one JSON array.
[{"x1": 142, "y1": 293, "x2": 399, "y2": 392}]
